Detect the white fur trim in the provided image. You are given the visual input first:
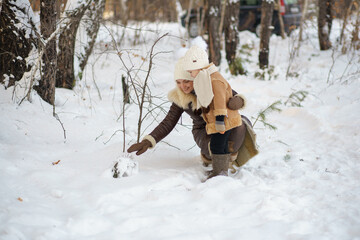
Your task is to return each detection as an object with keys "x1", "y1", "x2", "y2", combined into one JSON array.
[
  {"x1": 143, "y1": 135, "x2": 156, "y2": 148},
  {"x1": 167, "y1": 87, "x2": 198, "y2": 111}
]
